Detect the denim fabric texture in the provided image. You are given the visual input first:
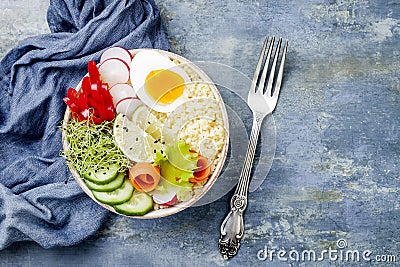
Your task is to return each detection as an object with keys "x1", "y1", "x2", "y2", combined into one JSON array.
[{"x1": 0, "y1": 0, "x2": 169, "y2": 249}]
